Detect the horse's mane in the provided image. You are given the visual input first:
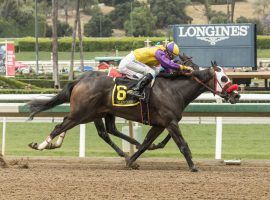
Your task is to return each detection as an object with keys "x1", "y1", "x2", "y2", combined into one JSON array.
[
  {"x1": 157, "y1": 68, "x2": 213, "y2": 82},
  {"x1": 192, "y1": 68, "x2": 213, "y2": 82}
]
